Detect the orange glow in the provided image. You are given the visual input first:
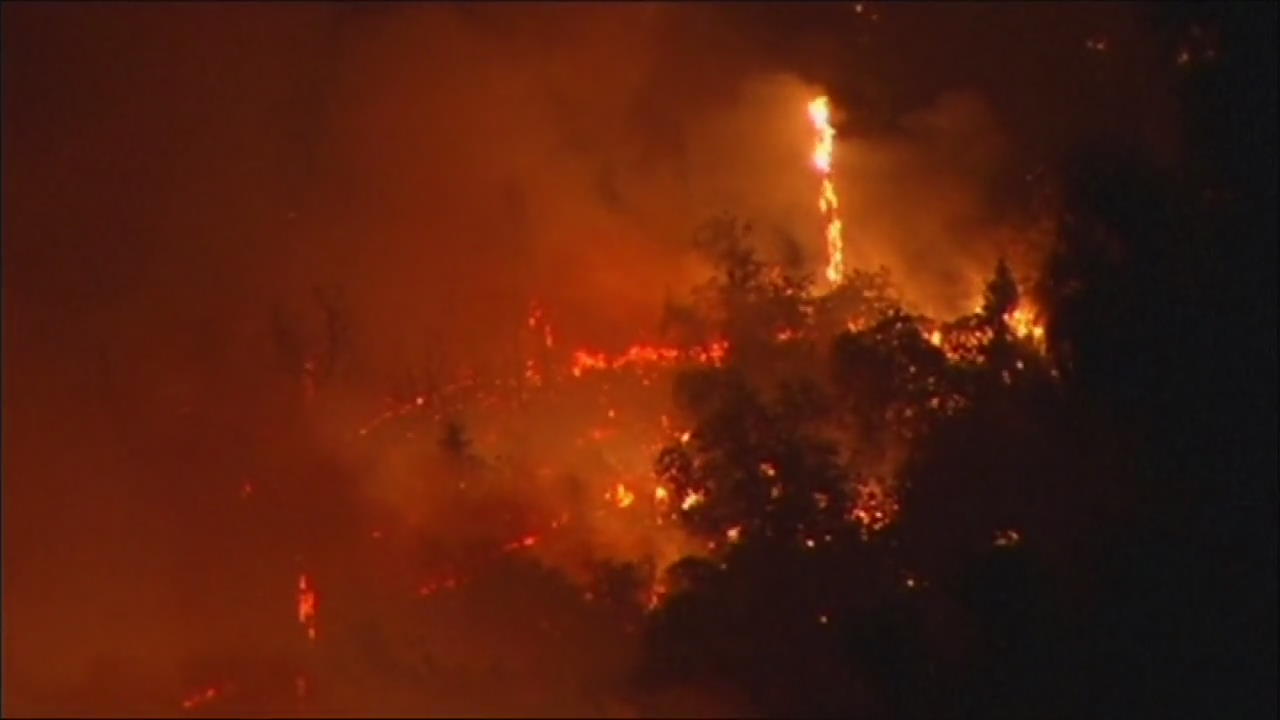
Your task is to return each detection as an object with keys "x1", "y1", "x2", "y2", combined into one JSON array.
[
  {"x1": 418, "y1": 575, "x2": 464, "y2": 597},
  {"x1": 610, "y1": 483, "x2": 636, "y2": 509},
  {"x1": 502, "y1": 534, "x2": 539, "y2": 551},
  {"x1": 297, "y1": 573, "x2": 317, "y2": 643},
  {"x1": 180, "y1": 686, "x2": 219, "y2": 711},
  {"x1": 680, "y1": 489, "x2": 706, "y2": 511},
  {"x1": 1004, "y1": 301, "x2": 1047, "y2": 350},
  {"x1": 570, "y1": 340, "x2": 729, "y2": 378},
  {"x1": 994, "y1": 528, "x2": 1022, "y2": 546},
  {"x1": 851, "y1": 477, "x2": 900, "y2": 535},
  {"x1": 646, "y1": 577, "x2": 668, "y2": 612}
]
